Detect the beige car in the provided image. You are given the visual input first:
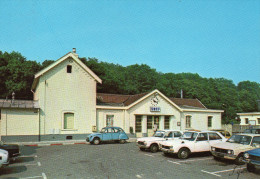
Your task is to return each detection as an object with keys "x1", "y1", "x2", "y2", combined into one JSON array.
[{"x1": 211, "y1": 134, "x2": 260, "y2": 165}]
